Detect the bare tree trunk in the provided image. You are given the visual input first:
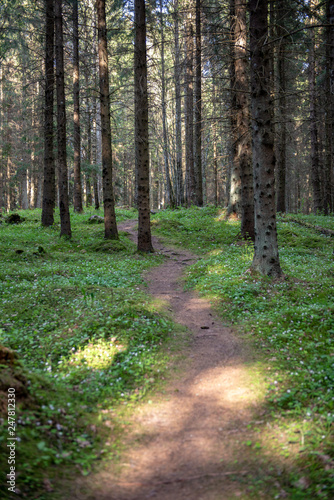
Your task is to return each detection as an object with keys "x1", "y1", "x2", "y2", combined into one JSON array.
[
  {"x1": 194, "y1": 0, "x2": 203, "y2": 206},
  {"x1": 92, "y1": 94, "x2": 100, "y2": 210},
  {"x1": 212, "y1": 80, "x2": 218, "y2": 206},
  {"x1": 228, "y1": 0, "x2": 241, "y2": 217},
  {"x1": 135, "y1": 0, "x2": 153, "y2": 252},
  {"x1": 185, "y1": 7, "x2": 195, "y2": 206},
  {"x1": 86, "y1": 93, "x2": 92, "y2": 207},
  {"x1": 20, "y1": 67, "x2": 29, "y2": 210},
  {"x1": 30, "y1": 82, "x2": 40, "y2": 209},
  {"x1": 55, "y1": 0, "x2": 71, "y2": 237},
  {"x1": 4, "y1": 91, "x2": 13, "y2": 212},
  {"x1": 0, "y1": 63, "x2": 2, "y2": 211},
  {"x1": 309, "y1": 28, "x2": 322, "y2": 214},
  {"x1": 159, "y1": 0, "x2": 174, "y2": 207},
  {"x1": 92, "y1": 14, "x2": 100, "y2": 211},
  {"x1": 326, "y1": 0, "x2": 334, "y2": 213},
  {"x1": 276, "y1": 0, "x2": 287, "y2": 213},
  {"x1": 173, "y1": 0, "x2": 183, "y2": 206},
  {"x1": 96, "y1": 0, "x2": 118, "y2": 239},
  {"x1": 250, "y1": 0, "x2": 282, "y2": 277},
  {"x1": 235, "y1": 0, "x2": 254, "y2": 239},
  {"x1": 276, "y1": 45, "x2": 287, "y2": 213},
  {"x1": 20, "y1": 72, "x2": 29, "y2": 208},
  {"x1": 42, "y1": 0, "x2": 55, "y2": 227},
  {"x1": 73, "y1": 0, "x2": 83, "y2": 212}
]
